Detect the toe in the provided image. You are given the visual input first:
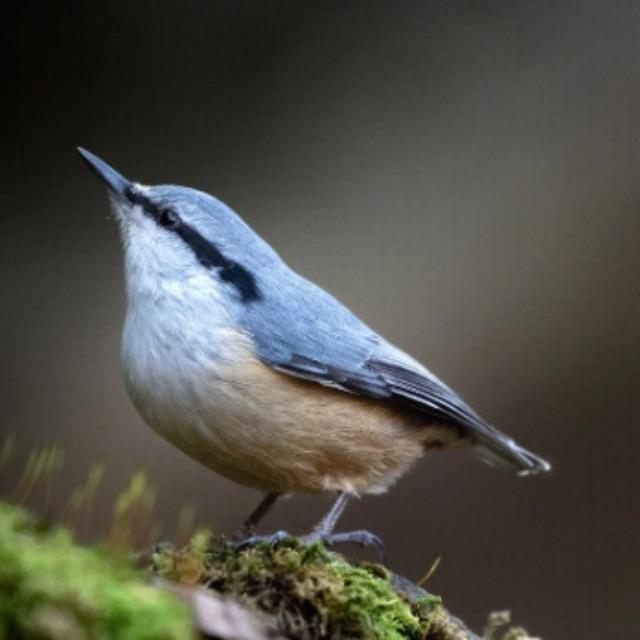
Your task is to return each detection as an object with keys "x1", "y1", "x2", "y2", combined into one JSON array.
[
  {"x1": 269, "y1": 530, "x2": 291, "y2": 545},
  {"x1": 231, "y1": 530, "x2": 291, "y2": 551},
  {"x1": 323, "y1": 530, "x2": 388, "y2": 565}
]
